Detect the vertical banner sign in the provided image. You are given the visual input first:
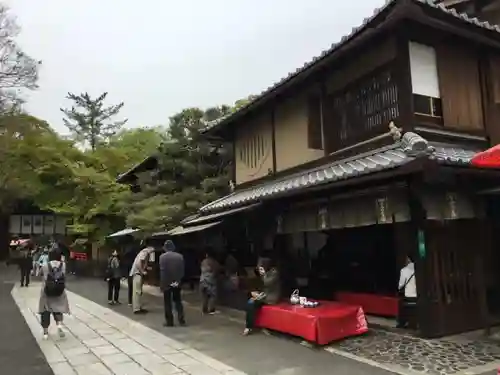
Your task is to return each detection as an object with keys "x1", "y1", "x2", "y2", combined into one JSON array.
[
  {"x1": 276, "y1": 215, "x2": 283, "y2": 234},
  {"x1": 318, "y1": 207, "x2": 328, "y2": 229},
  {"x1": 446, "y1": 192, "x2": 458, "y2": 219},
  {"x1": 376, "y1": 197, "x2": 389, "y2": 223},
  {"x1": 418, "y1": 229, "x2": 426, "y2": 258}
]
